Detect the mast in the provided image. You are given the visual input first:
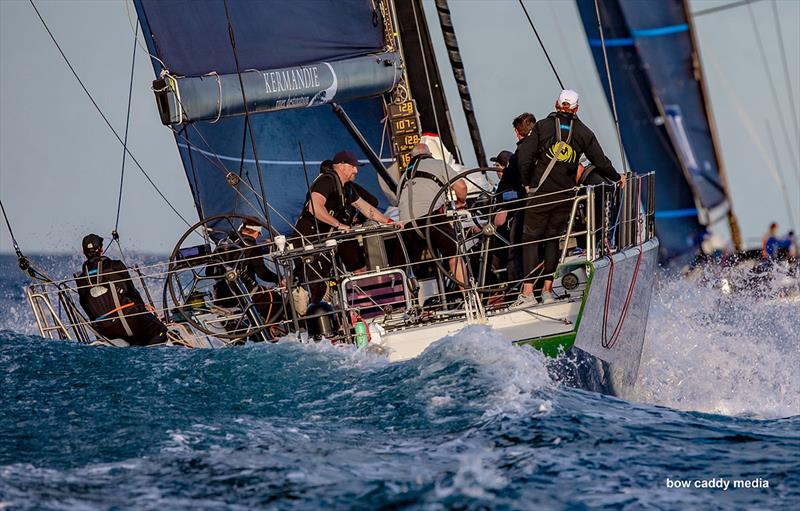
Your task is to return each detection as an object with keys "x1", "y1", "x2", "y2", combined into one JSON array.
[
  {"x1": 683, "y1": 0, "x2": 742, "y2": 252},
  {"x1": 433, "y1": 0, "x2": 488, "y2": 168},
  {"x1": 394, "y1": 0, "x2": 461, "y2": 161}
]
